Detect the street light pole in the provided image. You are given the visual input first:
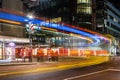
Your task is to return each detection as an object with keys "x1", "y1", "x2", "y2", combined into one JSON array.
[
  {"x1": 28, "y1": 22, "x2": 34, "y2": 48},
  {"x1": 27, "y1": 13, "x2": 34, "y2": 48},
  {"x1": 29, "y1": 31, "x2": 32, "y2": 48}
]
